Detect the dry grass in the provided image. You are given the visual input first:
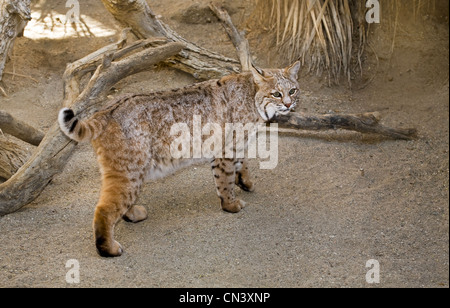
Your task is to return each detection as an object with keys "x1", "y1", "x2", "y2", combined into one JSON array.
[
  {"x1": 250, "y1": 0, "x2": 437, "y2": 85},
  {"x1": 251, "y1": 0, "x2": 365, "y2": 85}
]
